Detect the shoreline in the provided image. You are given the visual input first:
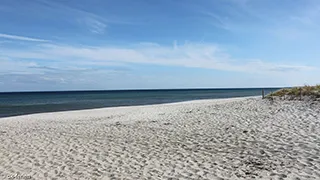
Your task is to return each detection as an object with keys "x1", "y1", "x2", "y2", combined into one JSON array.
[{"x1": 0, "y1": 96, "x2": 260, "y2": 120}]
